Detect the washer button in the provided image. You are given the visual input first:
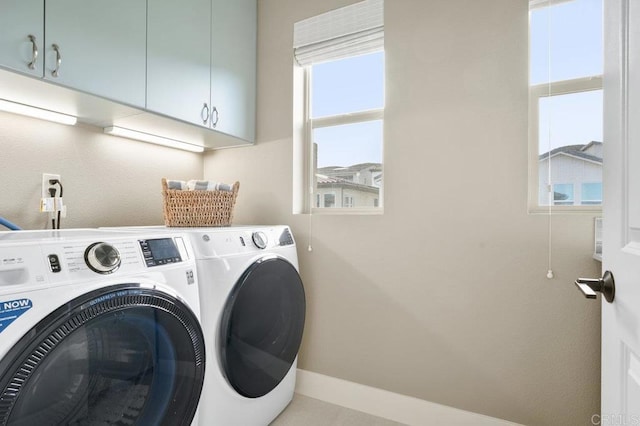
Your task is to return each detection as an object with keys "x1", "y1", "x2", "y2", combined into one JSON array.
[{"x1": 48, "y1": 254, "x2": 62, "y2": 273}]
